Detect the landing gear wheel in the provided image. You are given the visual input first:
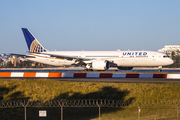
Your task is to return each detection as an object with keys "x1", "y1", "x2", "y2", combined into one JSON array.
[
  {"x1": 96, "y1": 70, "x2": 105, "y2": 72},
  {"x1": 158, "y1": 66, "x2": 162, "y2": 72},
  {"x1": 84, "y1": 69, "x2": 93, "y2": 71}
]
